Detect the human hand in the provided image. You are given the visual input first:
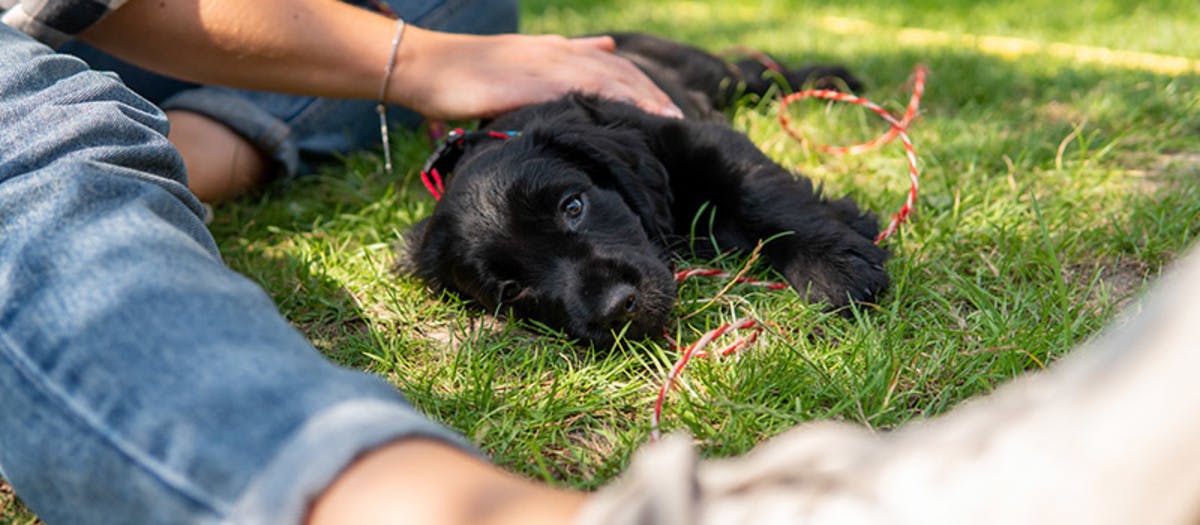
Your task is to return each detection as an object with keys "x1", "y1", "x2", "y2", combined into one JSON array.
[{"x1": 390, "y1": 27, "x2": 683, "y2": 120}]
